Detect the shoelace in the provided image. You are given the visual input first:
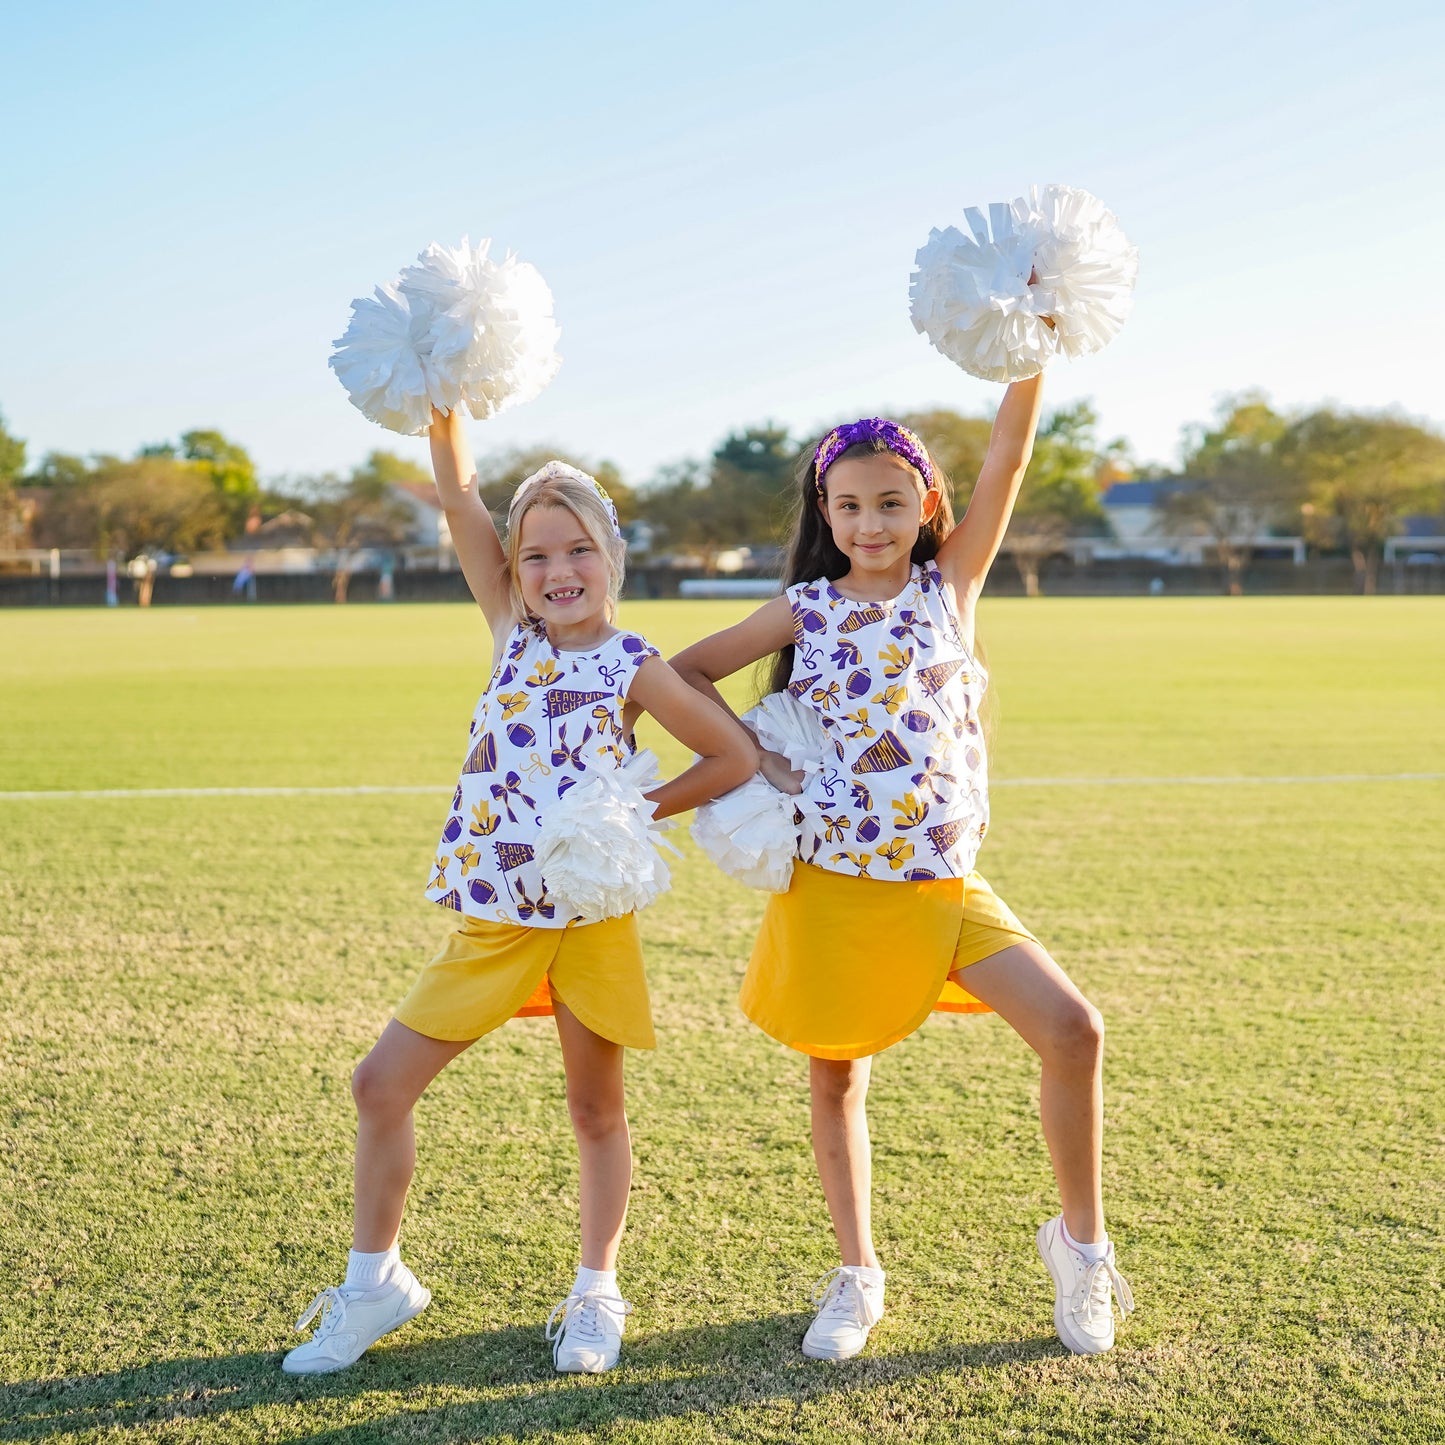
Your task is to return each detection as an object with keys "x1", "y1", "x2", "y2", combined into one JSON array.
[
  {"x1": 545, "y1": 1291, "x2": 633, "y2": 1346},
  {"x1": 1070, "y1": 1254, "x2": 1135, "y2": 1324},
  {"x1": 295, "y1": 1286, "x2": 354, "y2": 1339},
  {"x1": 808, "y1": 1267, "x2": 877, "y2": 1326}
]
